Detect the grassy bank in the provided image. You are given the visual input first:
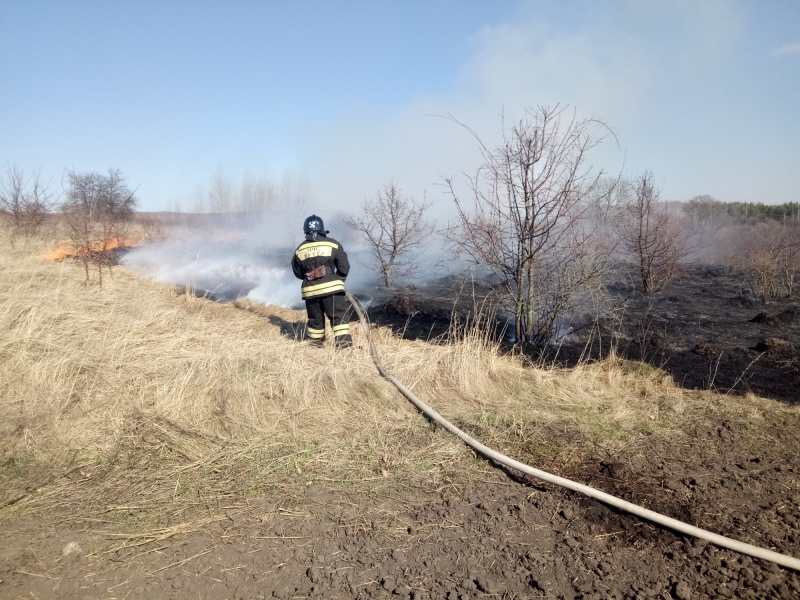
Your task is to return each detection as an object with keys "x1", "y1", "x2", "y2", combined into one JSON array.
[{"x1": 1, "y1": 235, "x2": 797, "y2": 539}]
